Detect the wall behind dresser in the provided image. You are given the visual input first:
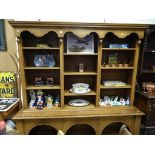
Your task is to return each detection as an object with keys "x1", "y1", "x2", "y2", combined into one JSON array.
[{"x1": 0, "y1": 19, "x2": 17, "y2": 72}]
